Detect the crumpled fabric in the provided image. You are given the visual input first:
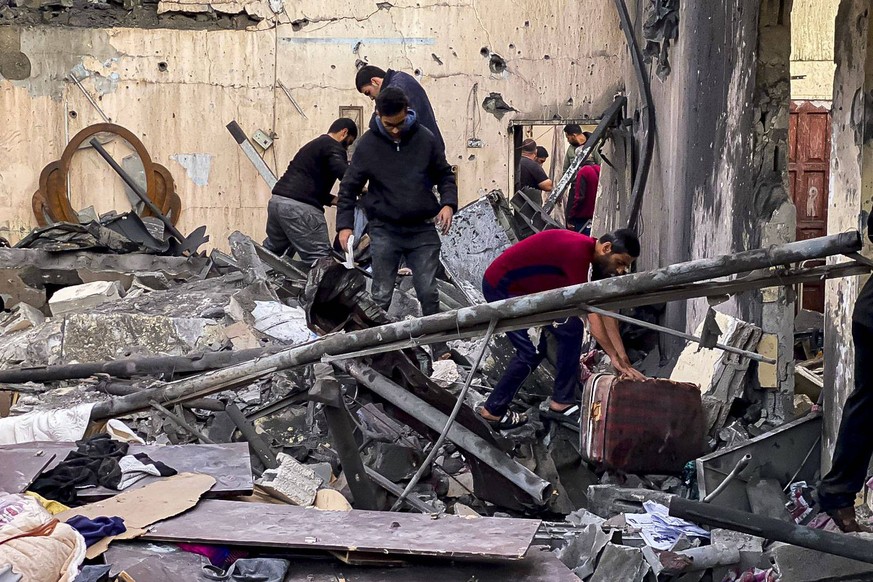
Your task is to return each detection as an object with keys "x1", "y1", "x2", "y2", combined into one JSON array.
[
  {"x1": 30, "y1": 434, "x2": 129, "y2": 505},
  {"x1": 201, "y1": 558, "x2": 290, "y2": 582},
  {"x1": 178, "y1": 543, "x2": 248, "y2": 569},
  {"x1": 303, "y1": 257, "x2": 391, "y2": 334},
  {"x1": 24, "y1": 492, "x2": 71, "y2": 516},
  {"x1": 66, "y1": 515, "x2": 126, "y2": 547},
  {"x1": 0, "y1": 403, "x2": 95, "y2": 445},
  {"x1": 0, "y1": 564, "x2": 22, "y2": 582},
  {"x1": 0, "y1": 493, "x2": 86, "y2": 582}
]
